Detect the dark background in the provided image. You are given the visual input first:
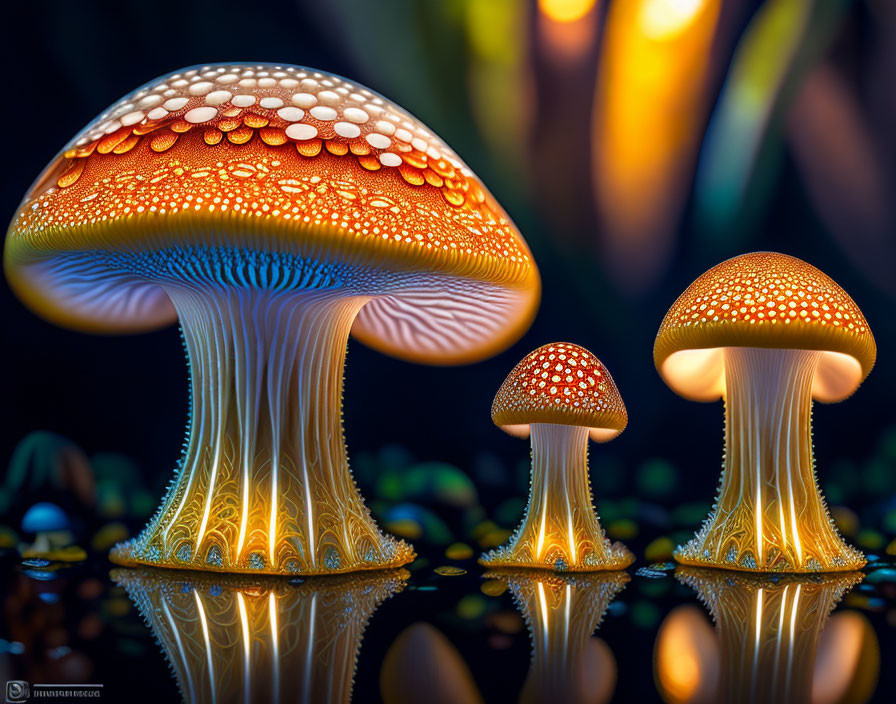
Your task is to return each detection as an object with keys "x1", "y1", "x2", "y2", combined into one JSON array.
[{"x1": 1, "y1": 1, "x2": 895, "y2": 702}]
